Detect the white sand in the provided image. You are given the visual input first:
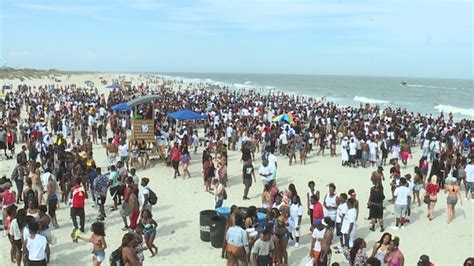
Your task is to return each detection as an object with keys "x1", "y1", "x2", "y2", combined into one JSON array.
[{"x1": 0, "y1": 74, "x2": 472, "y2": 265}]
